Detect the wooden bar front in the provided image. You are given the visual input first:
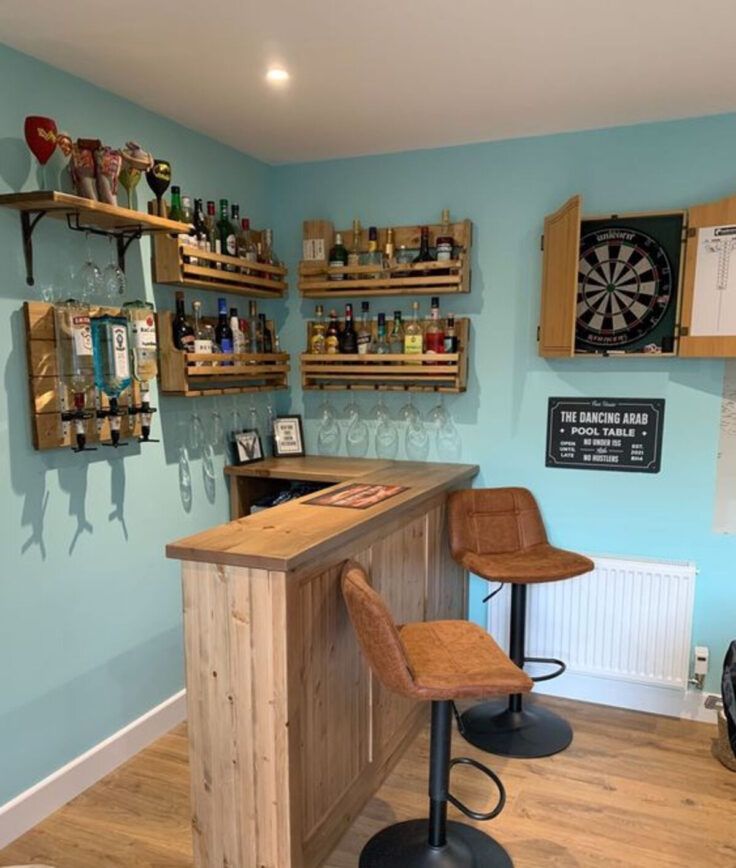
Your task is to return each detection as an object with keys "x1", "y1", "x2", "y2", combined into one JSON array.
[{"x1": 166, "y1": 457, "x2": 478, "y2": 868}]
